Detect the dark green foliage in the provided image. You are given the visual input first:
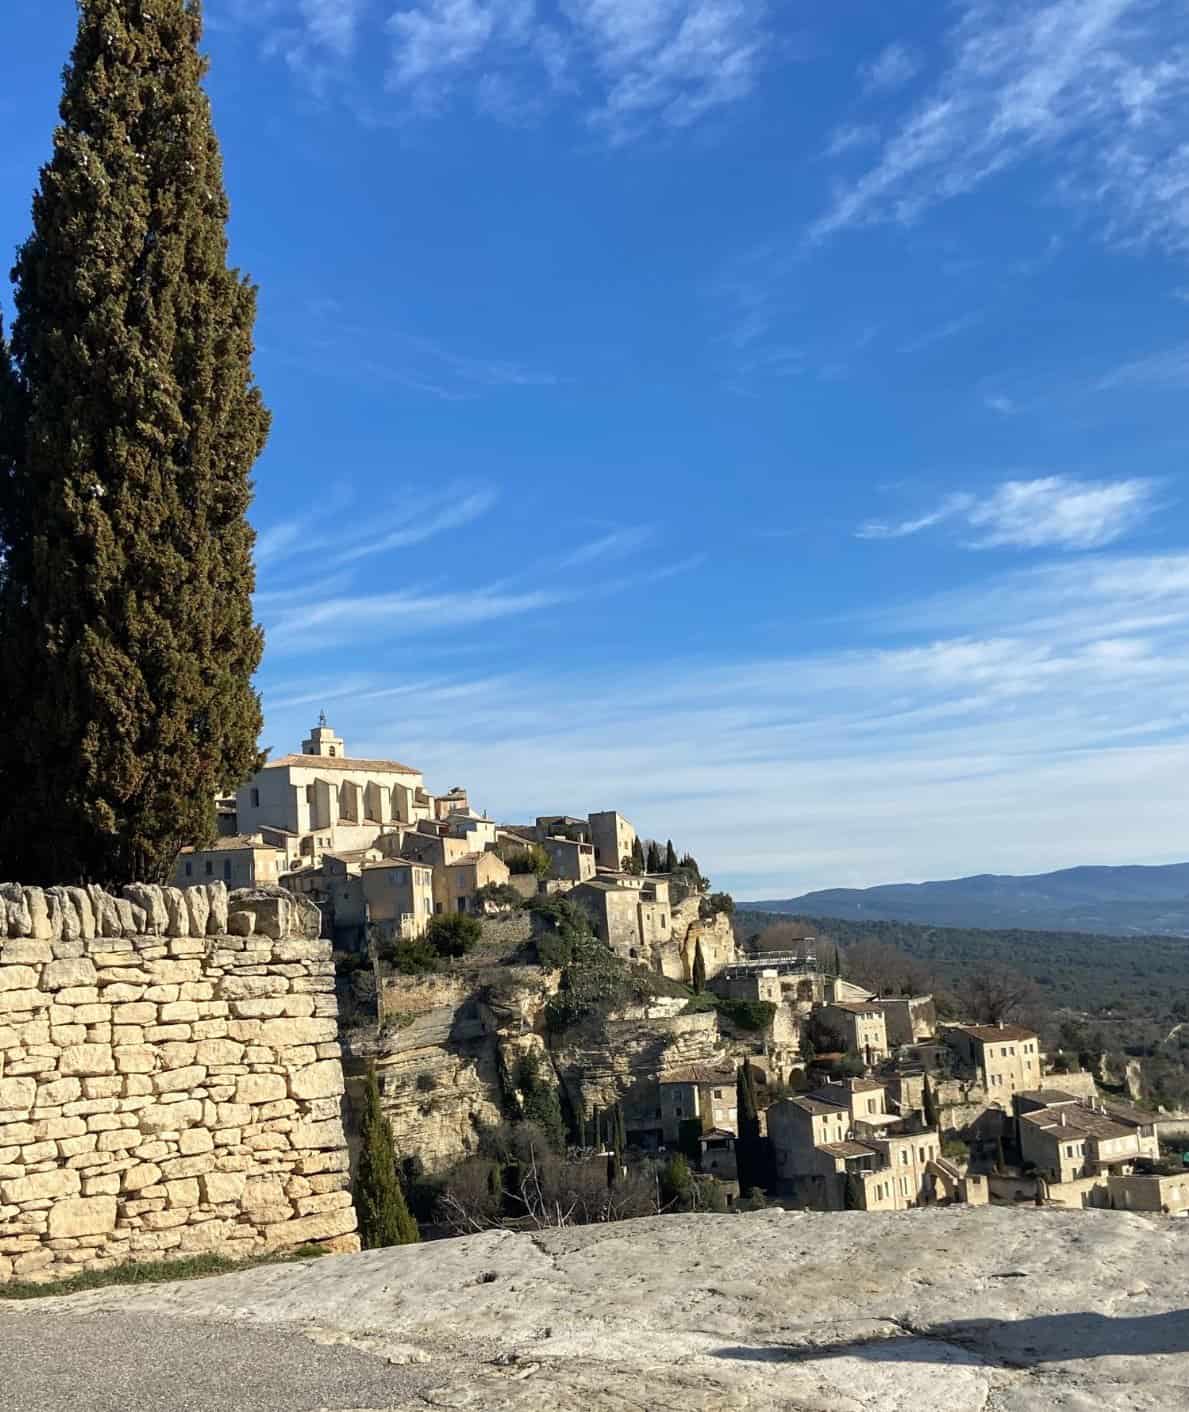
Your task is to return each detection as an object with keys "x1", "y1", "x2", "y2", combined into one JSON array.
[
  {"x1": 660, "y1": 1153, "x2": 692, "y2": 1205},
  {"x1": 702, "y1": 892, "x2": 735, "y2": 919},
  {"x1": 425, "y1": 912, "x2": 482, "y2": 958},
  {"x1": 735, "y1": 1060, "x2": 764, "y2": 1197},
  {"x1": 473, "y1": 882, "x2": 523, "y2": 910},
  {"x1": 515, "y1": 1051, "x2": 567, "y2": 1153},
  {"x1": 692, "y1": 939, "x2": 707, "y2": 994},
  {"x1": 665, "y1": 840, "x2": 678, "y2": 873},
  {"x1": 678, "y1": 1117, "x2": 704, "y2": 1163},
  {"x1": 354, "y1": 1070, "x2": 419, "y2": 1249},
  {"x1": 527, "y1": 895, "x2": 589, "y2": 970},
  {"x1": 376, "y1": 936, "x2": 440, "y2": 974},
  {"x1": 505, "y1": 844, "x2": 551, "y2": 877},
  {"x1": 843, "y1": 1172, "x2": 864, "y2": 1211},
  {"x1": 646, "y1": 841, "x2": 662, "y2": 873},
  {"x1": 545, "y1": 920, "x2": 635, "y2": 1031},
  {"x1": 0, "y1": 0, "x2": 269, "y2": 884},
  {"x1": 714, "y1": 997, "x2": 776, "y2": 1032},
  {"x1": 630, "y1": 837, "x2": 646, "y2": 874}
]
